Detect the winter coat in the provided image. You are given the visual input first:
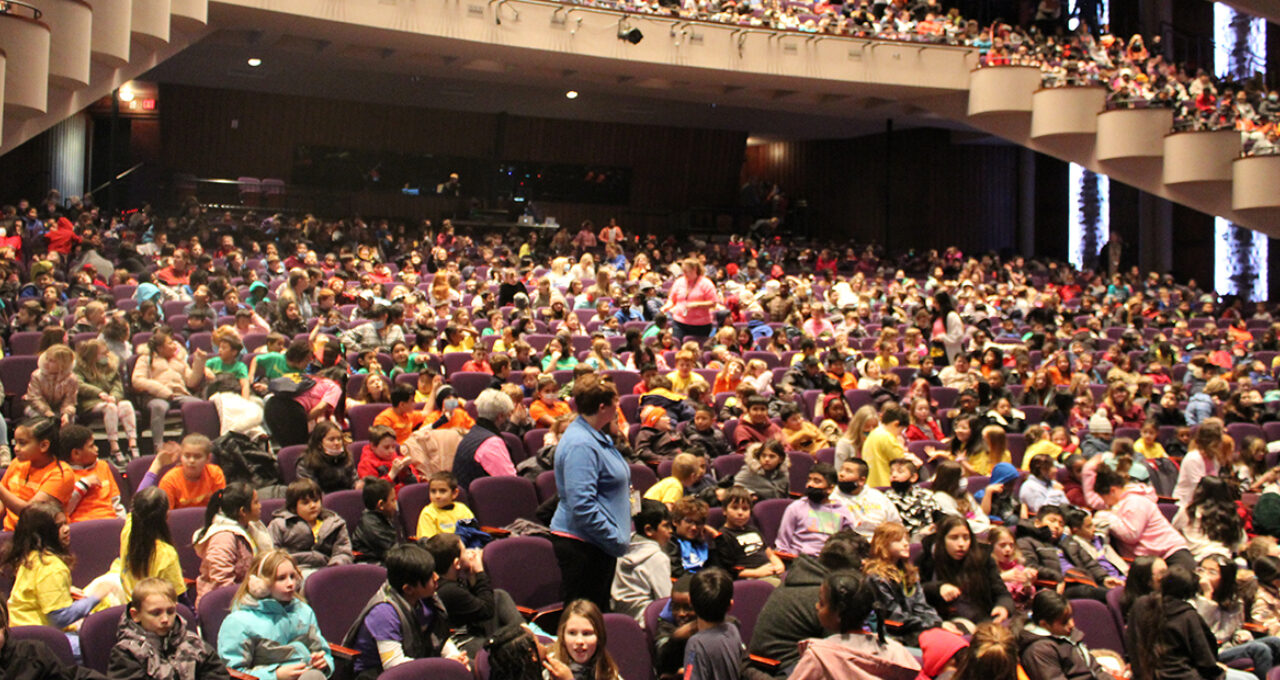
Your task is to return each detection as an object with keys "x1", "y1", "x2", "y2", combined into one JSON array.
[
  {"x1": 266, "y1": 508, "x2": 354, "y2": 569},
  {"x1": 25, "y1": 352, "x2": 78, "y2": 419},
  {"x1": 633, "y1": 426, "x2": 685, "y2": 466},
  {"x1": 790, "y1": 633, "x2": 920, "y2": 680},
  {"x1": 1125, "y1": 596, "x2": 1223, "y2": 680},
  {"x1": 216, "y1": 595, "x2": 333, "y2": 680},
  {"x1": 919, "y1": 542, "x2": 1016, "y2": 624},
  {"x1": 1060, "y1": 533, "x2": 1128, "y2": 585},
  {"x1": 351, "y1": 510, "x2": 401, "y2": 564},
  {"x1": 194, "y1": 514, "x2": 273, "y2": 607},
  {"x1": 868, "y1": 571, "x2": 942, "y2": 645},
  {"x1": 1017, "y1": 624, "x2": 1110, "y2": 680},
  {"x1": 611, "y1": 533, "x2": 672, "y2": 621},
  {"x1": 296, "y1": 451, "x2": 358, "y2": 494},
  {"x1": 75, "y1": 362, "x2": 125, "y2": 413},
  {"x1": 1015, "y1": 520, "x2": 1066, "y2": 581},
  {"x1": 733, "y1": 442, "x2": 790, "y2": 500},
  {"x1": 747, "y1": 554, "x2": 830, "y2": 669},
  {"x1": 682, "y1": 423, "x2": 732, "y2": 459},
  {"x1": 0, "y1": 636, "x2": 103, "y2": 680},
  {"x1": 131, "y1": 344, "x2": 201, "y2": 400},
  {"x1": 108, "y1": 608, "x2": 229, "y2": 680}
]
